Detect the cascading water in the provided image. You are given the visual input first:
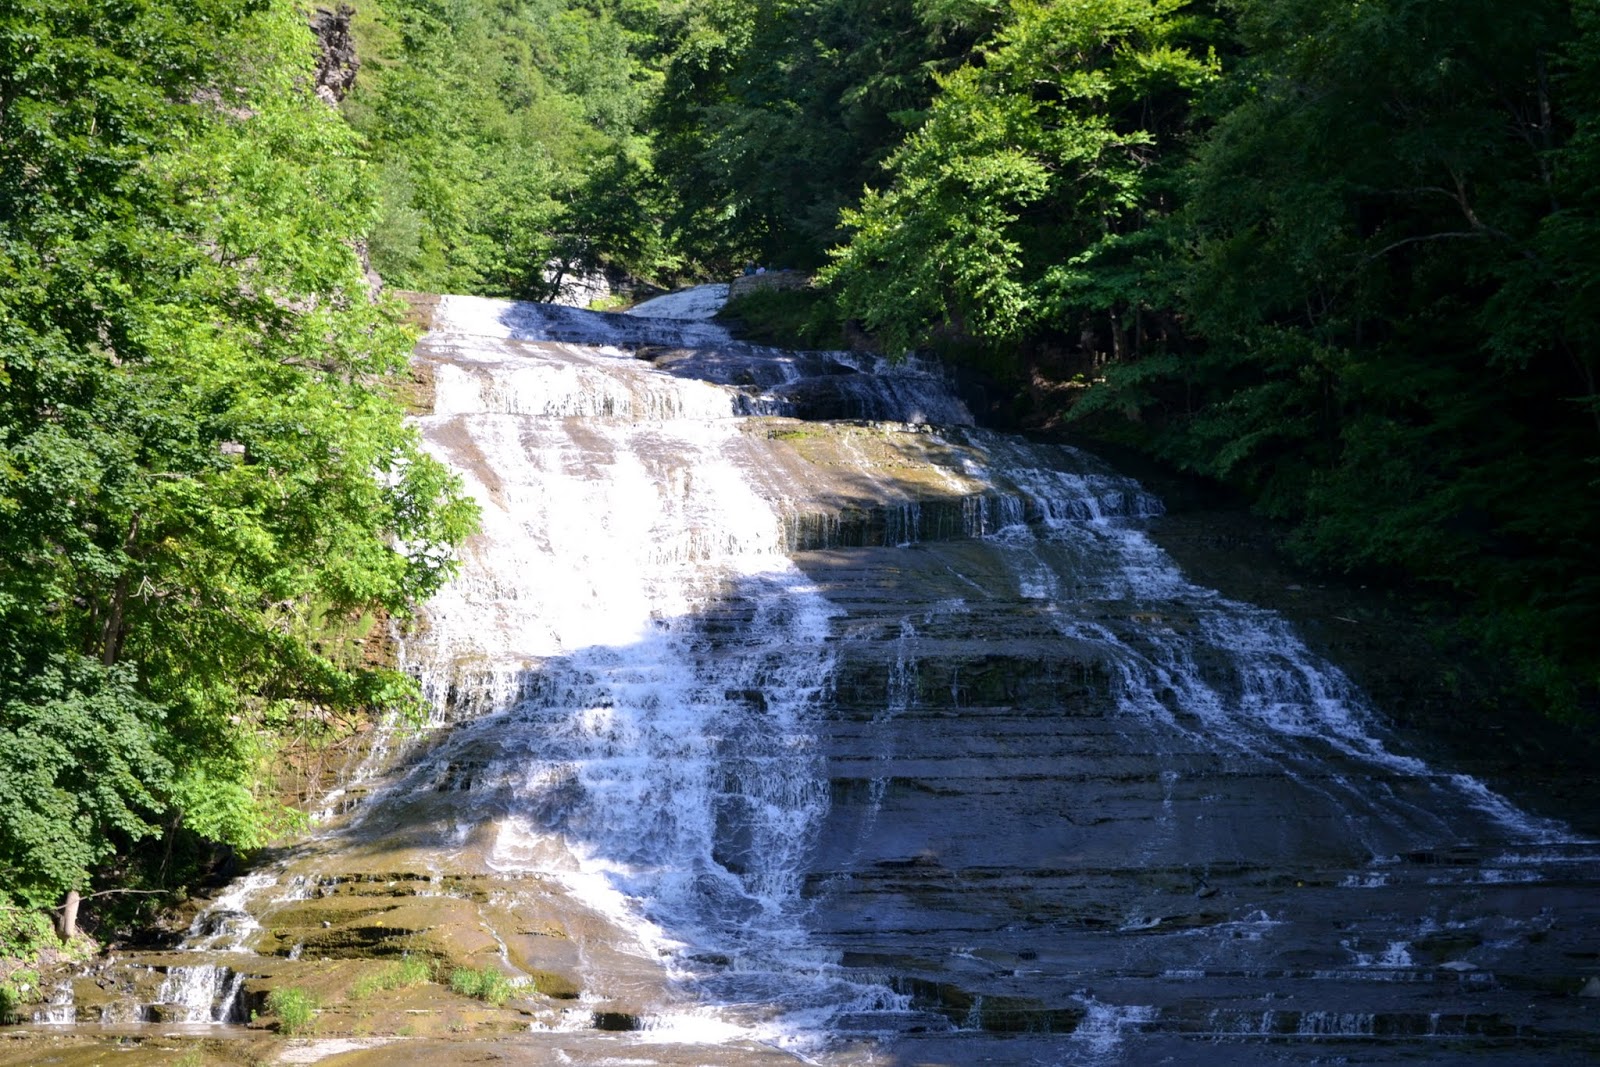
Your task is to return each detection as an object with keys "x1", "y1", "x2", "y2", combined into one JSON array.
[
  {"x1": 29, "y1": 980, "x2": 75, "y2": 1025},
  {"x1": 153, "y1": 966, "x2": 247, "y2": 1024},
  {"x1": 100, "y1": 289, "x2": 1597, "y2": 1065},
  {"x1": 381, "y1": 295, "x2": 916, "y2": 1046},
  {"x1": 139, "y1": 869, "x2": 278, "y2": 1024}
]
